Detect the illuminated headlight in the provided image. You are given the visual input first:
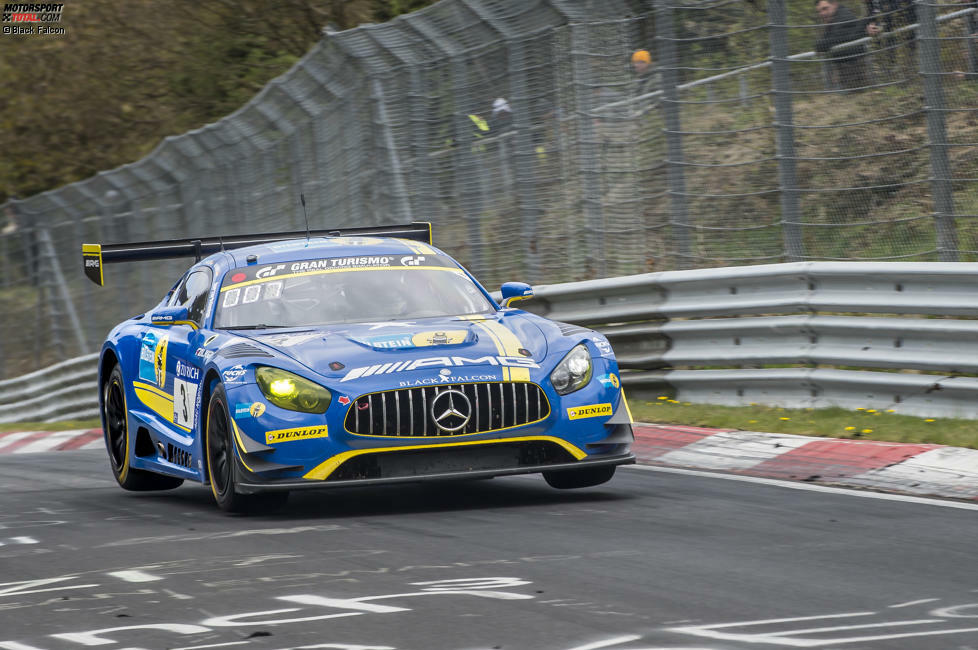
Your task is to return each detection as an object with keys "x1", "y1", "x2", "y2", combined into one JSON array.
[
  {"x1": 550, "y1": 344, "x2": 593, "y2": 395},
  {"x1": 255, "y1": 367, "x2": 331, "y2": 413}
]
